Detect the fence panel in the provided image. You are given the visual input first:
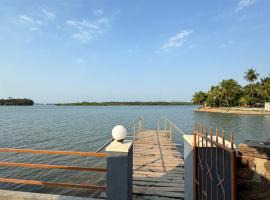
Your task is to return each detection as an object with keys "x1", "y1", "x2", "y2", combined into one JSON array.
[{"x1": 194, "y1": 125, "x2": 236, "y2": 200}]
